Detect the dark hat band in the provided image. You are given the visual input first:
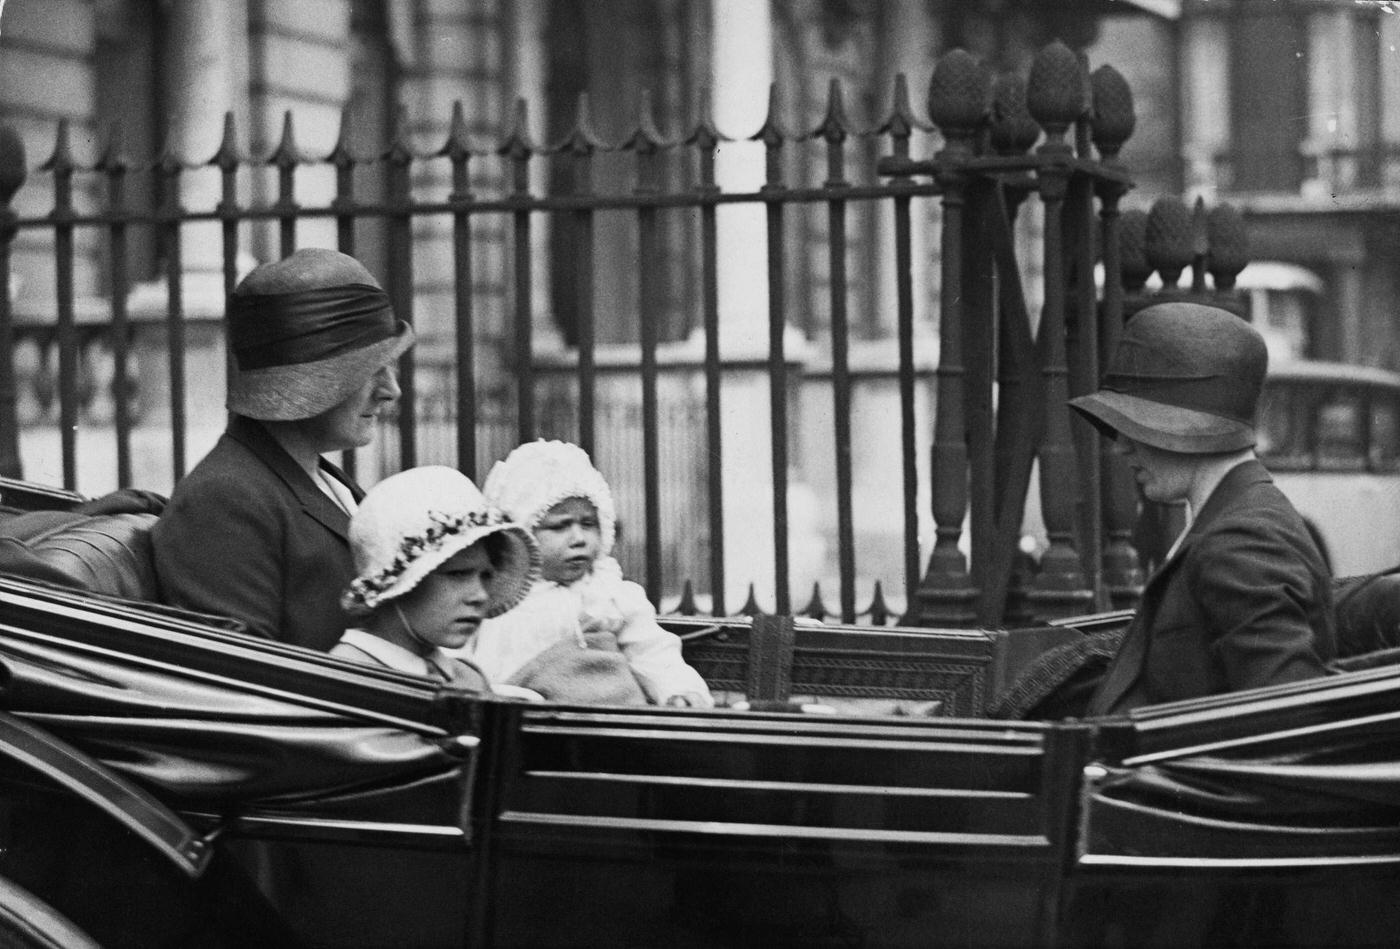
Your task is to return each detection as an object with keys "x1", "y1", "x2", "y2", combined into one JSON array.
[
  {"x1": 1101, "y1": 371, "x2": 1257, "y2": 424},
  {"x1": 229, "y1": 284, "x2": 395, "y2": 370}
]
